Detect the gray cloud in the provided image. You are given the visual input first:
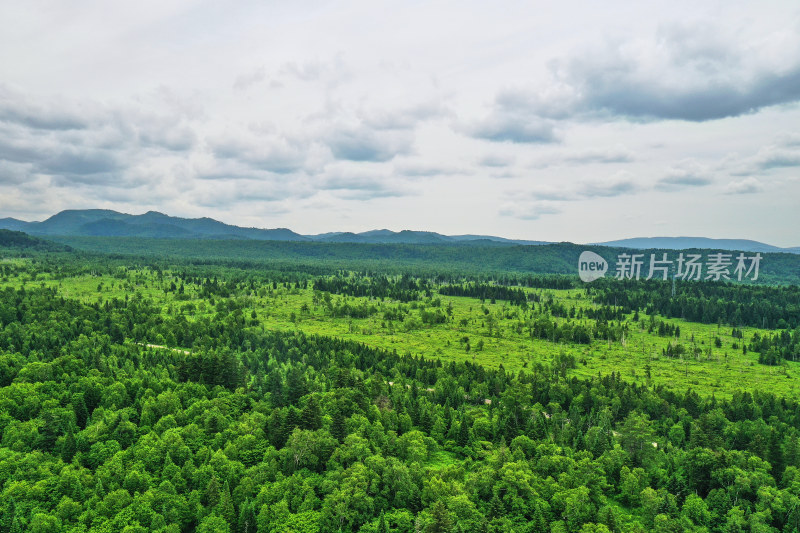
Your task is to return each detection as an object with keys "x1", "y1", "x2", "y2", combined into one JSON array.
[
  {"x1": 279, "y1": 60, "x2": 330, "y2": 82},
  {"x1": 0, "y1": 126, "x2": 124, "y2": 184},
  {"x1": 395, "y1": 162, "x2": 465, "y2": 178},
  {"x1": 0, "y1": 89, "x2": 204, "y2": 195},
  {"x1": 582, "y1": 180, "x2": 638, "y2": 198},
  {"x1": 233, "y1": 66, "x2": 267, "y2": 90},
  {"x1": 136, "y1": 121, "x2": 196, "y2": 152},
  {"x1": 499, "y1": 200, "x2": 562, "y2": 220},
  {"x1": 467, "y1": 114, "x2": 558, "y2": 144},
  {"x1": 478, "y1": 154, "x2": 515, "y2": 168},
  {"x1": 362, "y1": 101, "x2": 446, "y2": 130},
  {"x1": 42, "y1": 148, "x2": 121, "y2": 177},
  {"x1": 775, "y1": 133, "x2": 800, "y2": 147},
  {"x1": 327, "y1": 127, "x2": 413, "y2": 162},
  {"x1": 0, "y1": 85, "x2": 91, "y2": 130},
  {"x1": 756, "y1": 149, "x2": 800, "y2": 170},
  {"x1": 532, "y1": 146, "x2": 634, "y2": 169},
  {"x1": 562, "y1": 147, "x2": 634, "y2": 165},
  {"x1": 655, "y1": 161, "x2": 713, "y2": 191},
  {"x1": 0, "y1": 160, "x2": 33, "y2": 185},
  {"x1": 191, "y1": 180, "x2": 311, "y2": 207},
  {"x1": 513, "y1": 173, "x2": 640, "y2": 207},
  {"x1": 725, "y1": 177, "x2": 764, "y2": 194},
  {"x1": 210, "y1": 135, "x2": 307, "y2": 174},
  {"x1": 318, "y1": 168, "x2": 413, "y2": 200},
  {"x1": 499, "y1": 173, "x2": 640, "y2": 221},
  {"x1": 500, "y1": 22, "x2": 800, "y2": 122},
  {"x1": 724, "y1": 137, "x2": 800, "y2": 176},
  {"x1": 656, "y1": 174, "x2": 713, "y2": 190}
]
